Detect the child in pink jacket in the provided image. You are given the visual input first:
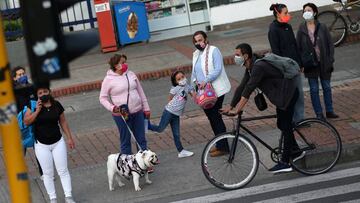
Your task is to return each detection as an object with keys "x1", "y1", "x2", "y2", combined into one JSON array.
[{"x1": 99, "y1": 54, "x2": 150, "y2": 154}]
